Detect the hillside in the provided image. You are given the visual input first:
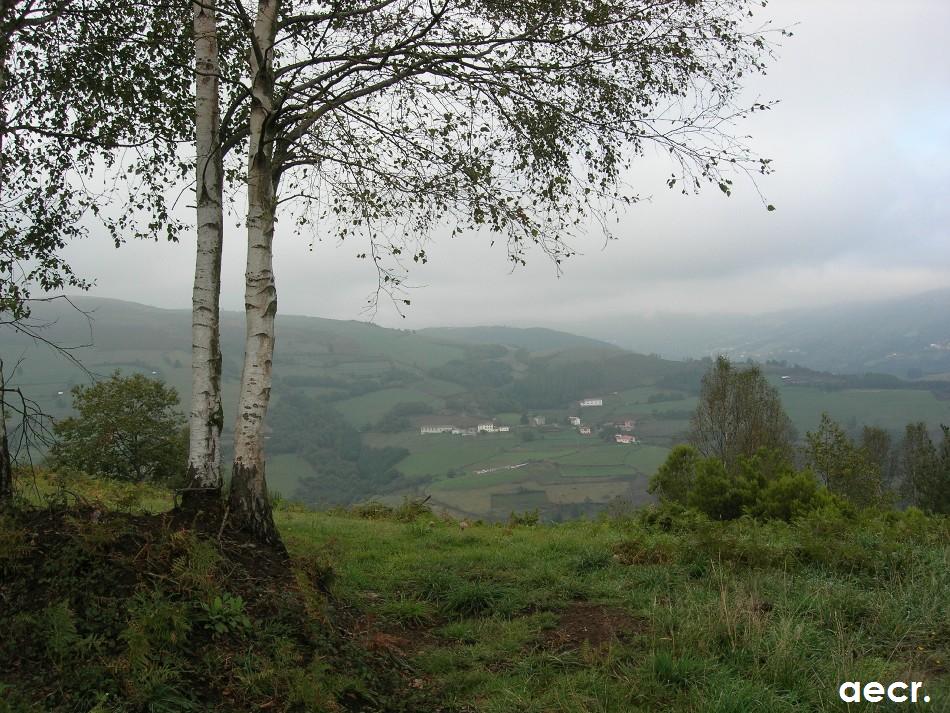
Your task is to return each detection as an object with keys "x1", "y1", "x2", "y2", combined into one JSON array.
[
  {"x1": 418, "y1": 325, "x2": 619, "y2": 354},
  {"x1": 5, "y1": 296, "x2": 950, "y2": 518},
  {"x1": 577, "y1": 288, "x2": 950, "y2": 378},
  {"x1": 3, "y1": 478, "x2": 948, "y2": 712}
]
